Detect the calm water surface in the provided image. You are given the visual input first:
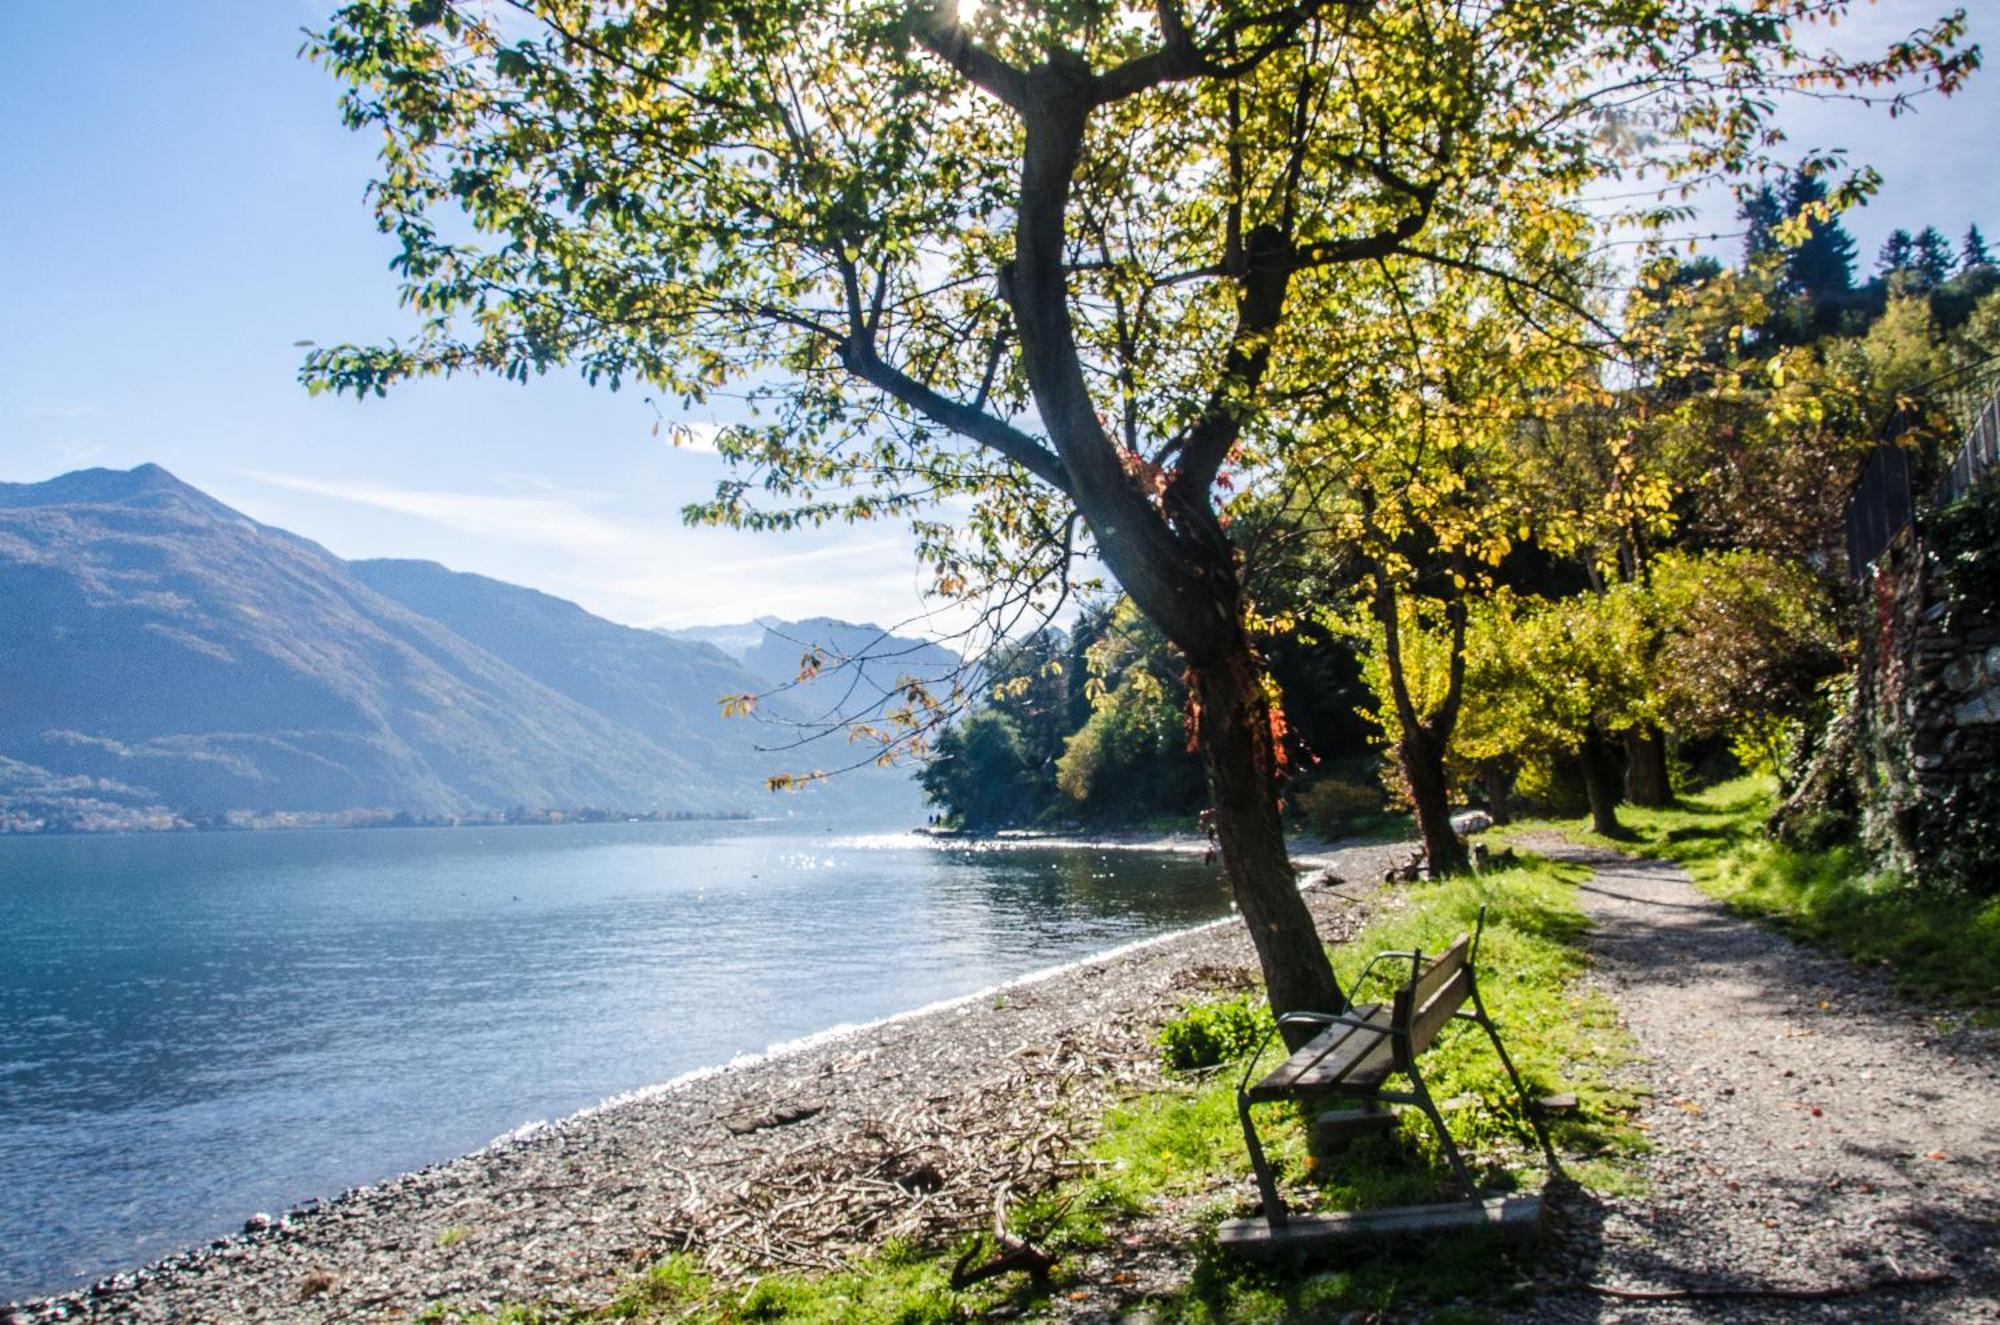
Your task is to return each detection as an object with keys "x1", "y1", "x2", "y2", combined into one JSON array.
[{"x1": 0, "y1": 820, "x2": 1227, "y2": 1297}]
